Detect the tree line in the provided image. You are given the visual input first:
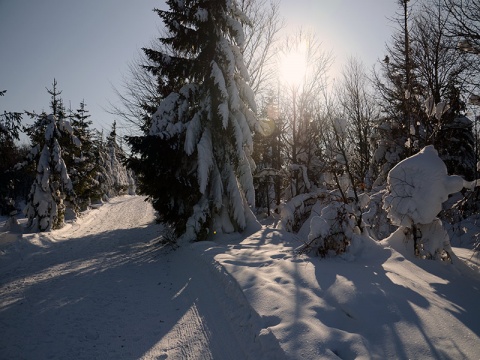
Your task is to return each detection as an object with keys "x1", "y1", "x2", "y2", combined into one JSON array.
[{"x1": 0, "y1": 80, "x2": 134, "y2": 231}]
